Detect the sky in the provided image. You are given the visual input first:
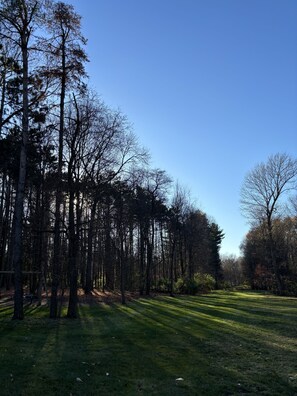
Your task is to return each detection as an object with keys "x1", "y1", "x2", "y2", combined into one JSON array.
[{"x1": 64, "y1": 0, "x2": 297, "y2": 256}]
